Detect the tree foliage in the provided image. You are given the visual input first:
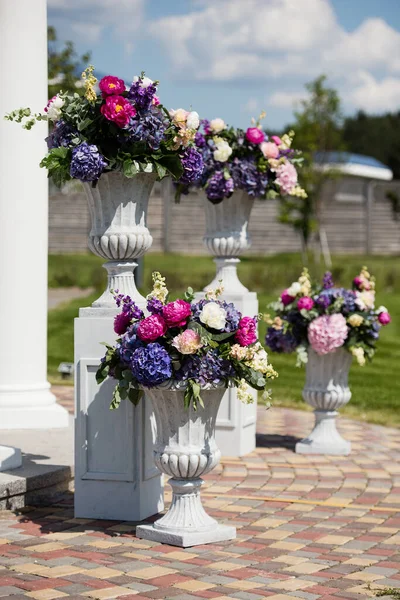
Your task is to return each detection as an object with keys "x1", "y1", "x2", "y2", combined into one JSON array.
[{"x1": 48, "y1": 26, "x2": 91, "y2": 98}]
